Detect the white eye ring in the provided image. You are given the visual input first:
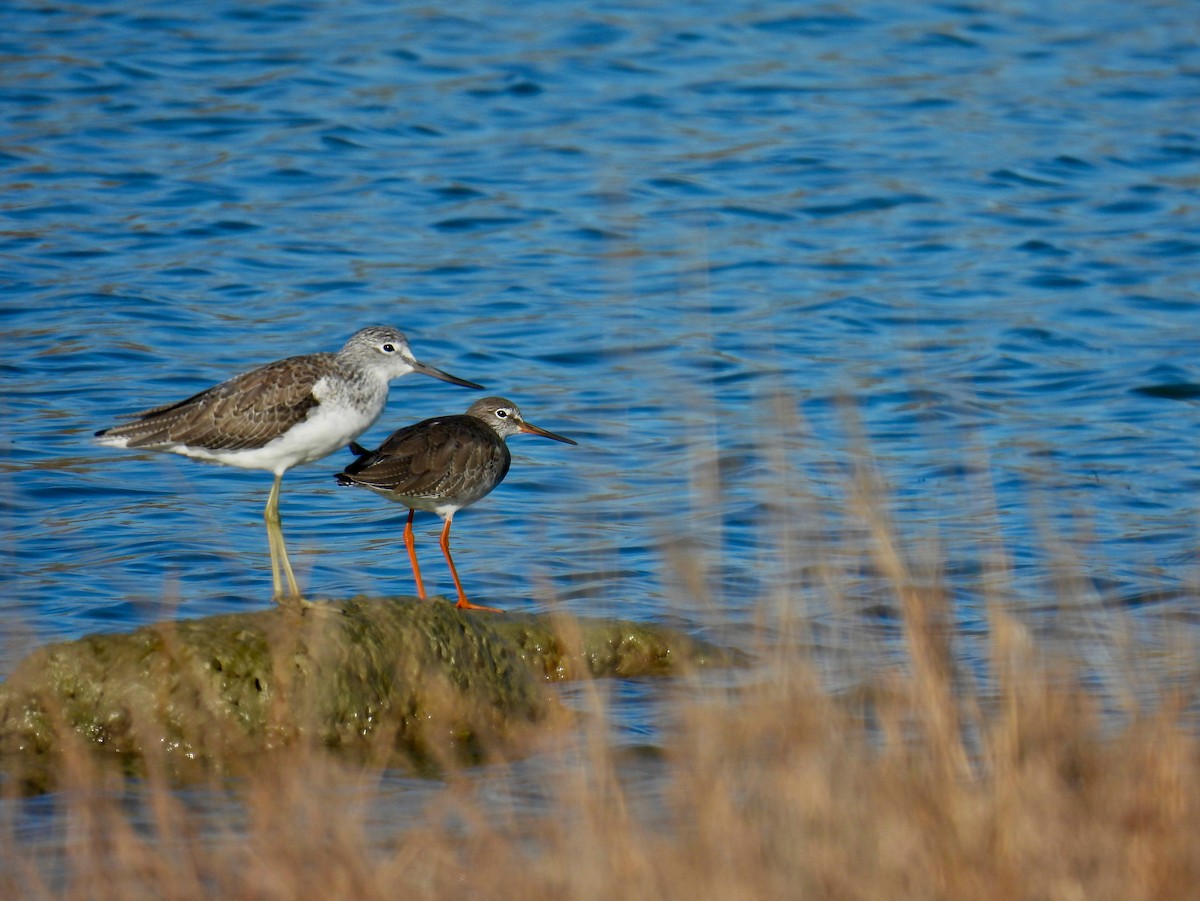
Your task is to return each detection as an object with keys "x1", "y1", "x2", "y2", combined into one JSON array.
[
  {"x1": 496, "y1": 409, "x2": 509, "y2": 418},
  {"x1": 381, "y1": 343, "x2": 396, "y2": 353}
]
